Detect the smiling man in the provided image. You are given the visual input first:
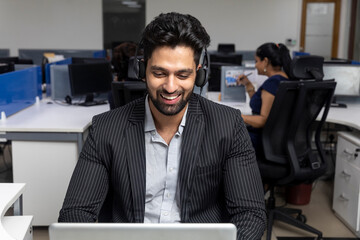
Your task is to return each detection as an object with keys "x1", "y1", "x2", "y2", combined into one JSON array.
[{"x1": 58, "y1": 12, "x2": 266, "y2": 240}]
